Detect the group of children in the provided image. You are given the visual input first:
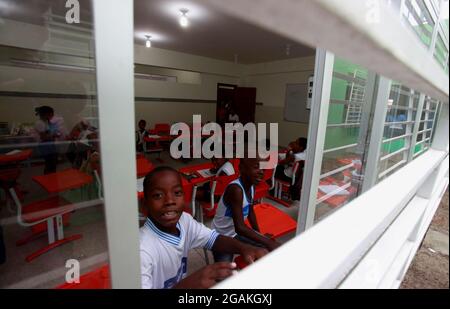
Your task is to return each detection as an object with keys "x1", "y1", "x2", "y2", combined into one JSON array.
[
  {"x1": 136, "y1": 119, "x2": 309, "y2": 288},
  {"x1": 139, "y1": 153, "x2": 282, "y2": 289}
]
